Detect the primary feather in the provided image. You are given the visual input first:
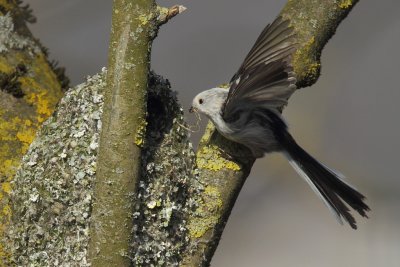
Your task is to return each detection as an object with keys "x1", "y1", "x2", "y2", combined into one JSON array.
[{"x1": 223, "y1": 16, "x2": 297, "y2": 119}]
